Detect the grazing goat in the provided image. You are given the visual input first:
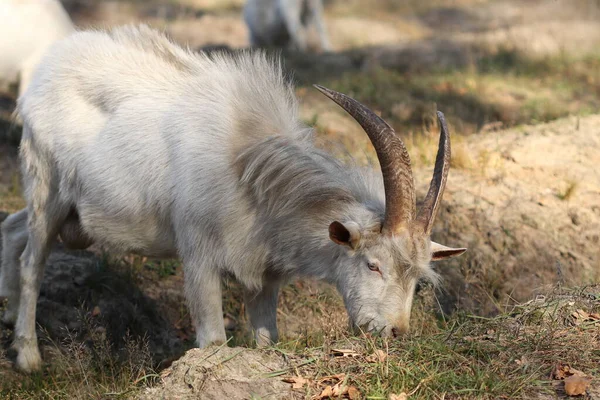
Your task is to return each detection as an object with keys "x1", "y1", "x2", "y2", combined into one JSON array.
[
  {"x1": 0, "y1": 25, "x2": 465, "y2": 372},
  {"x1": 244, "y1": 0, "x2": 331, "y2": 53},
  {"x1": 0, "y1": 0, "x2": 74, "y2": 97}
]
